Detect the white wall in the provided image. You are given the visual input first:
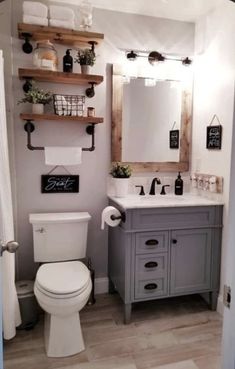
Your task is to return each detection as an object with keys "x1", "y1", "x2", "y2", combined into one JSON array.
[
  {"x1": 11, "y1": 1, "x2": 194, "y2": 280},
  {"x1": 192, "y1": 1, "x2": 235, "y2": 312}
]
